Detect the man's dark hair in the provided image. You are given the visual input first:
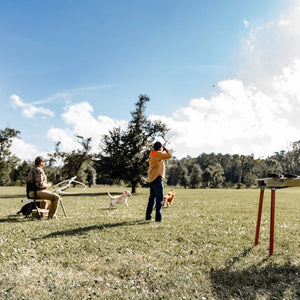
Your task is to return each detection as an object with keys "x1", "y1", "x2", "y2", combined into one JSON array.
[{"x1": 154, "y1": 141, "x2": 162, "y2": 151}]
